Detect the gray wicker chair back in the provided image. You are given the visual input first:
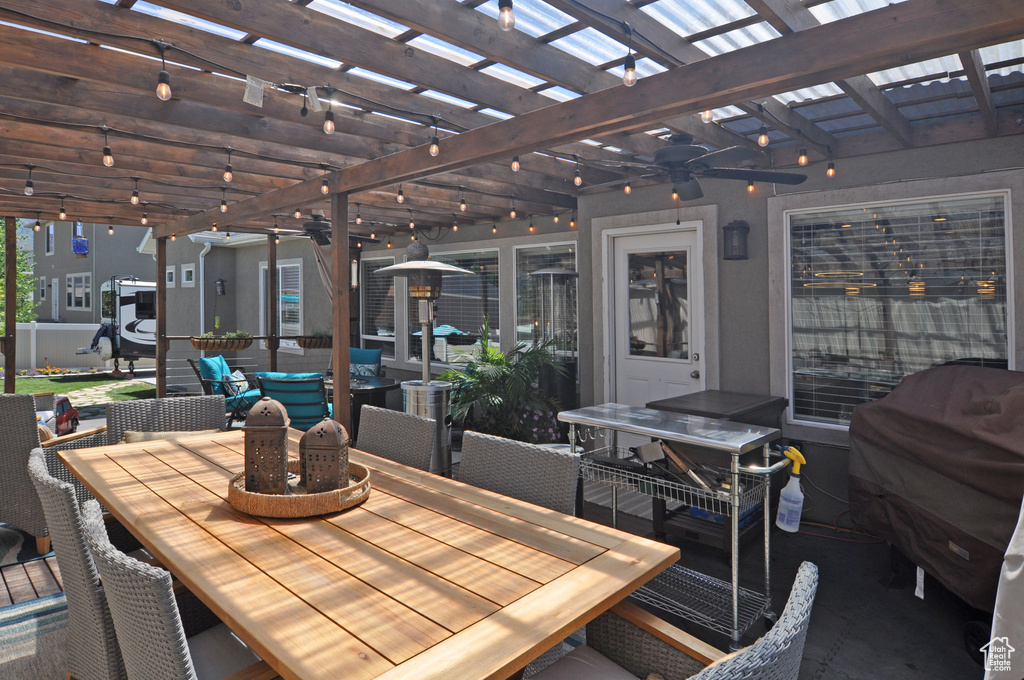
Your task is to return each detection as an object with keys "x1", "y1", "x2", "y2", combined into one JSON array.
[
  {"x1": 458, "y1": 431, "x2": 581, "y2": 515},
  {"x1": 33, "y1": 392, "x2": 57, "y2": 413},
  {"x1": 104, "y1": 395, "x2": 226, "y2": 445},
  {"x1": 588, "y1": 561, "x2": 820, "y2": 680},
  {"x1": 356, "y1": 405, "x2": 435, "y2": 471},
  {"x1": 80, "y1": 499, "x2": 200, "y2": 680},
  {"x1": 28, "y1": 448, "x2": 128, "y2": 680},
  {"x1": 0, "y1": 394, "x2": 47, "y2": 538}
]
